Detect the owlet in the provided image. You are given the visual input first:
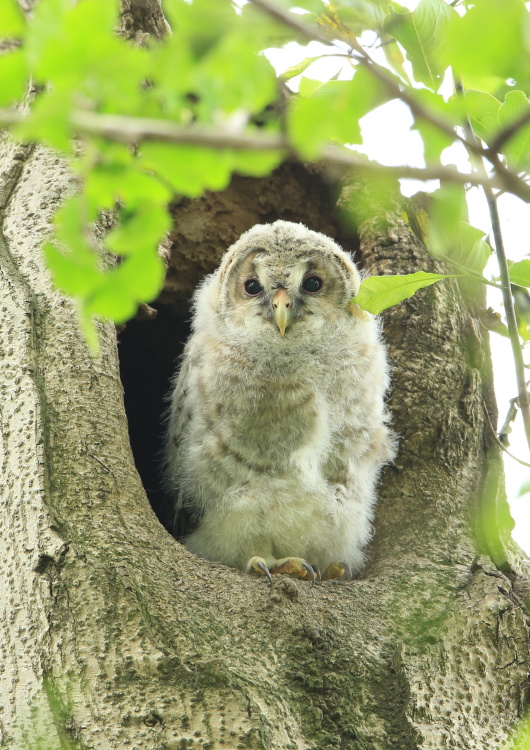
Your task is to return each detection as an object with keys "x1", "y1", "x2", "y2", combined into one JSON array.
[{"x1": 165, "y1": 221, "x2": 395, "y2": 582}]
